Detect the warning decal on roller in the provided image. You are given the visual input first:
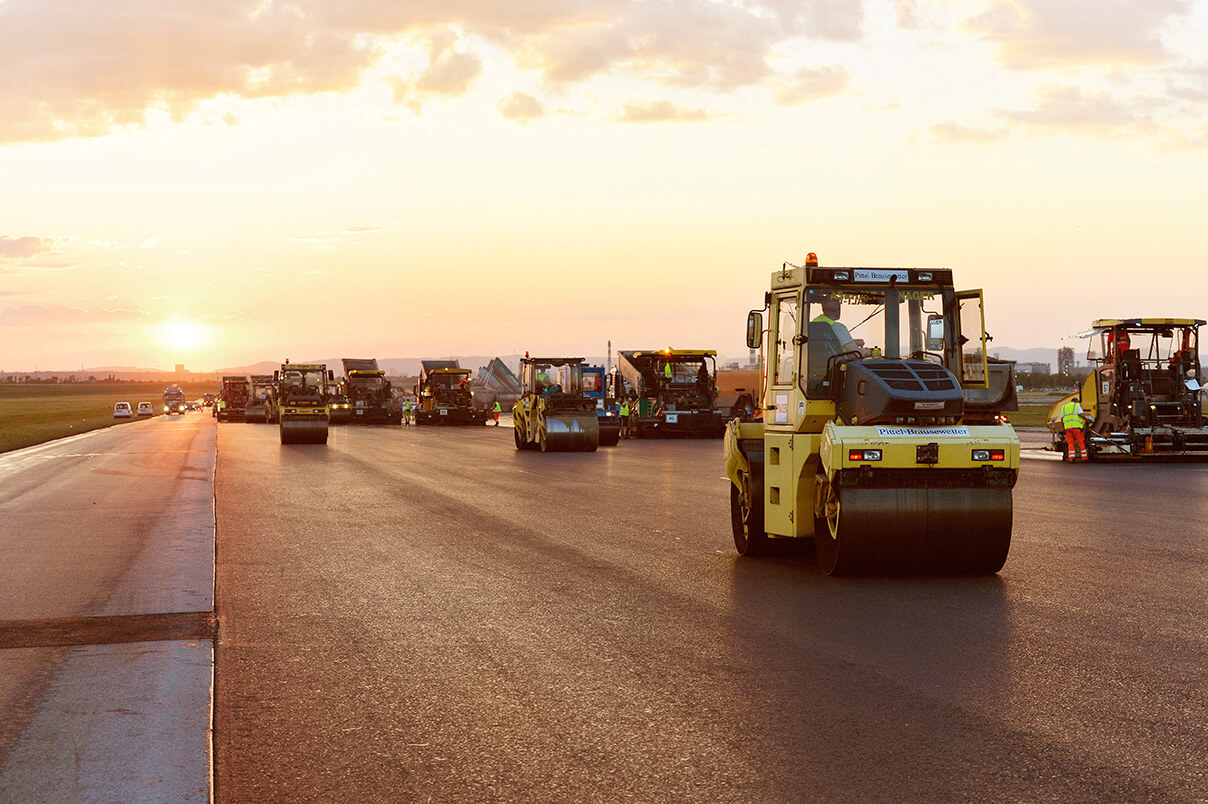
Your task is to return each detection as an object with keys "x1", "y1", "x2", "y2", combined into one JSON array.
[{"x1": 875, "y1": 426, "x2": 970, "y2": 438}]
